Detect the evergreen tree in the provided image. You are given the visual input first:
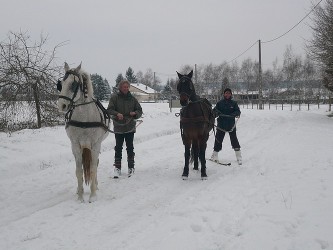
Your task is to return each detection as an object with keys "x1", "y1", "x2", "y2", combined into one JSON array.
[
  {"x1": 126, "y1": 67, "x2": 137, "y2": 83},
  {"x1": 162, "y1": 84, "x2": 172, "y2": 100},
  {"x1": 115, "y1": 73, "x2": 124, "y2": 86},
  {"x1": 91, "y1": 73, "x2": 111, "y2": 101}
]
